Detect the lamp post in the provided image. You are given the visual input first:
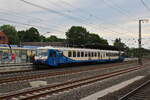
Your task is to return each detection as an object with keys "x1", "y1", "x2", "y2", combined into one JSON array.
[{"x1": 138, "y1": 19, "x2": 148, "y2": 65}]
